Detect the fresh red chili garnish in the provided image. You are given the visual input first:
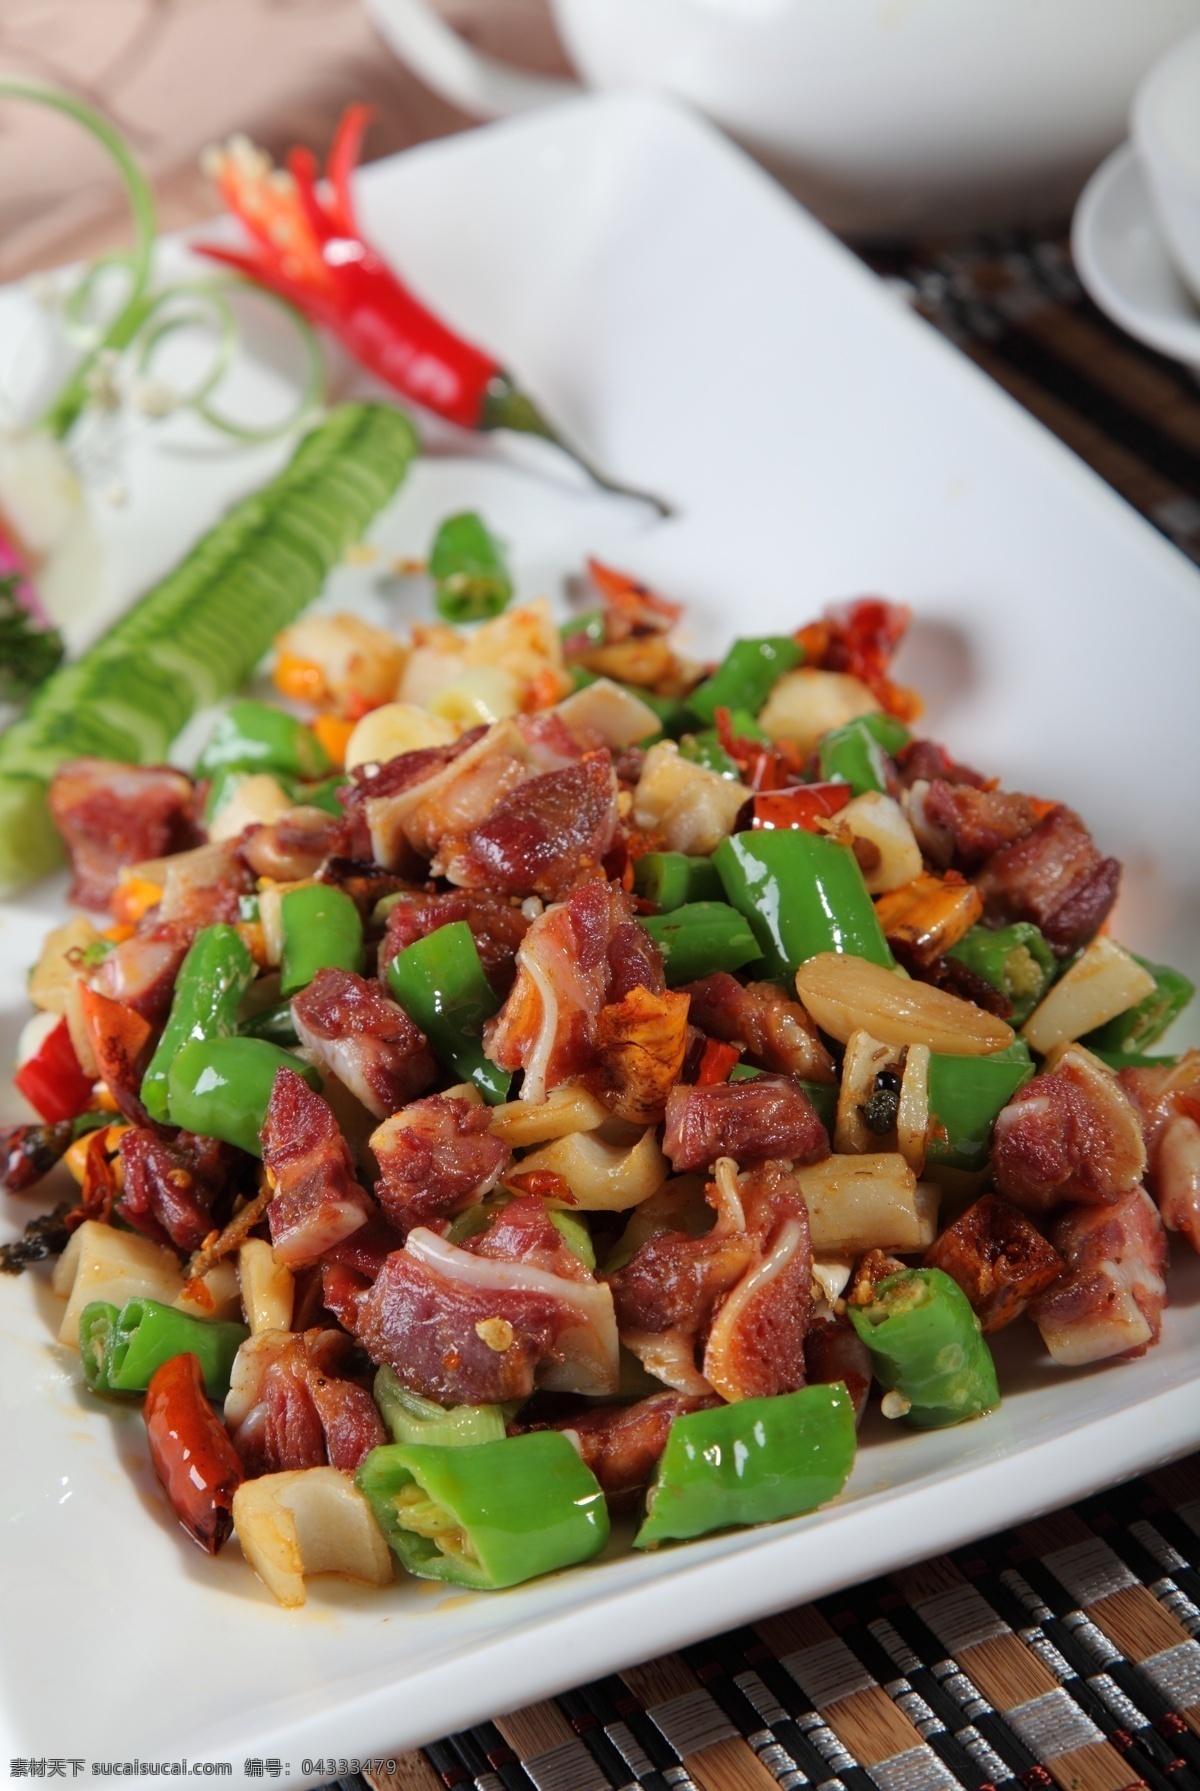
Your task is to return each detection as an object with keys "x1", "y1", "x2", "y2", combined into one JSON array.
[
  {"x1": 695, "y1": 1039, "x2": 741, "y2": 1086},
  {"x1": 143, "y1": 1352, "x2": 244, "y2": 1555},
  {"x1": 200, "y1": 110, "x2": 667, "y2": 510},
  {"x1": 751, "y1": 784, "x2": 852, "y2": 832},
  {"x1": 13, "y1": 1016, "x2": 93, "y2": 1123}
]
